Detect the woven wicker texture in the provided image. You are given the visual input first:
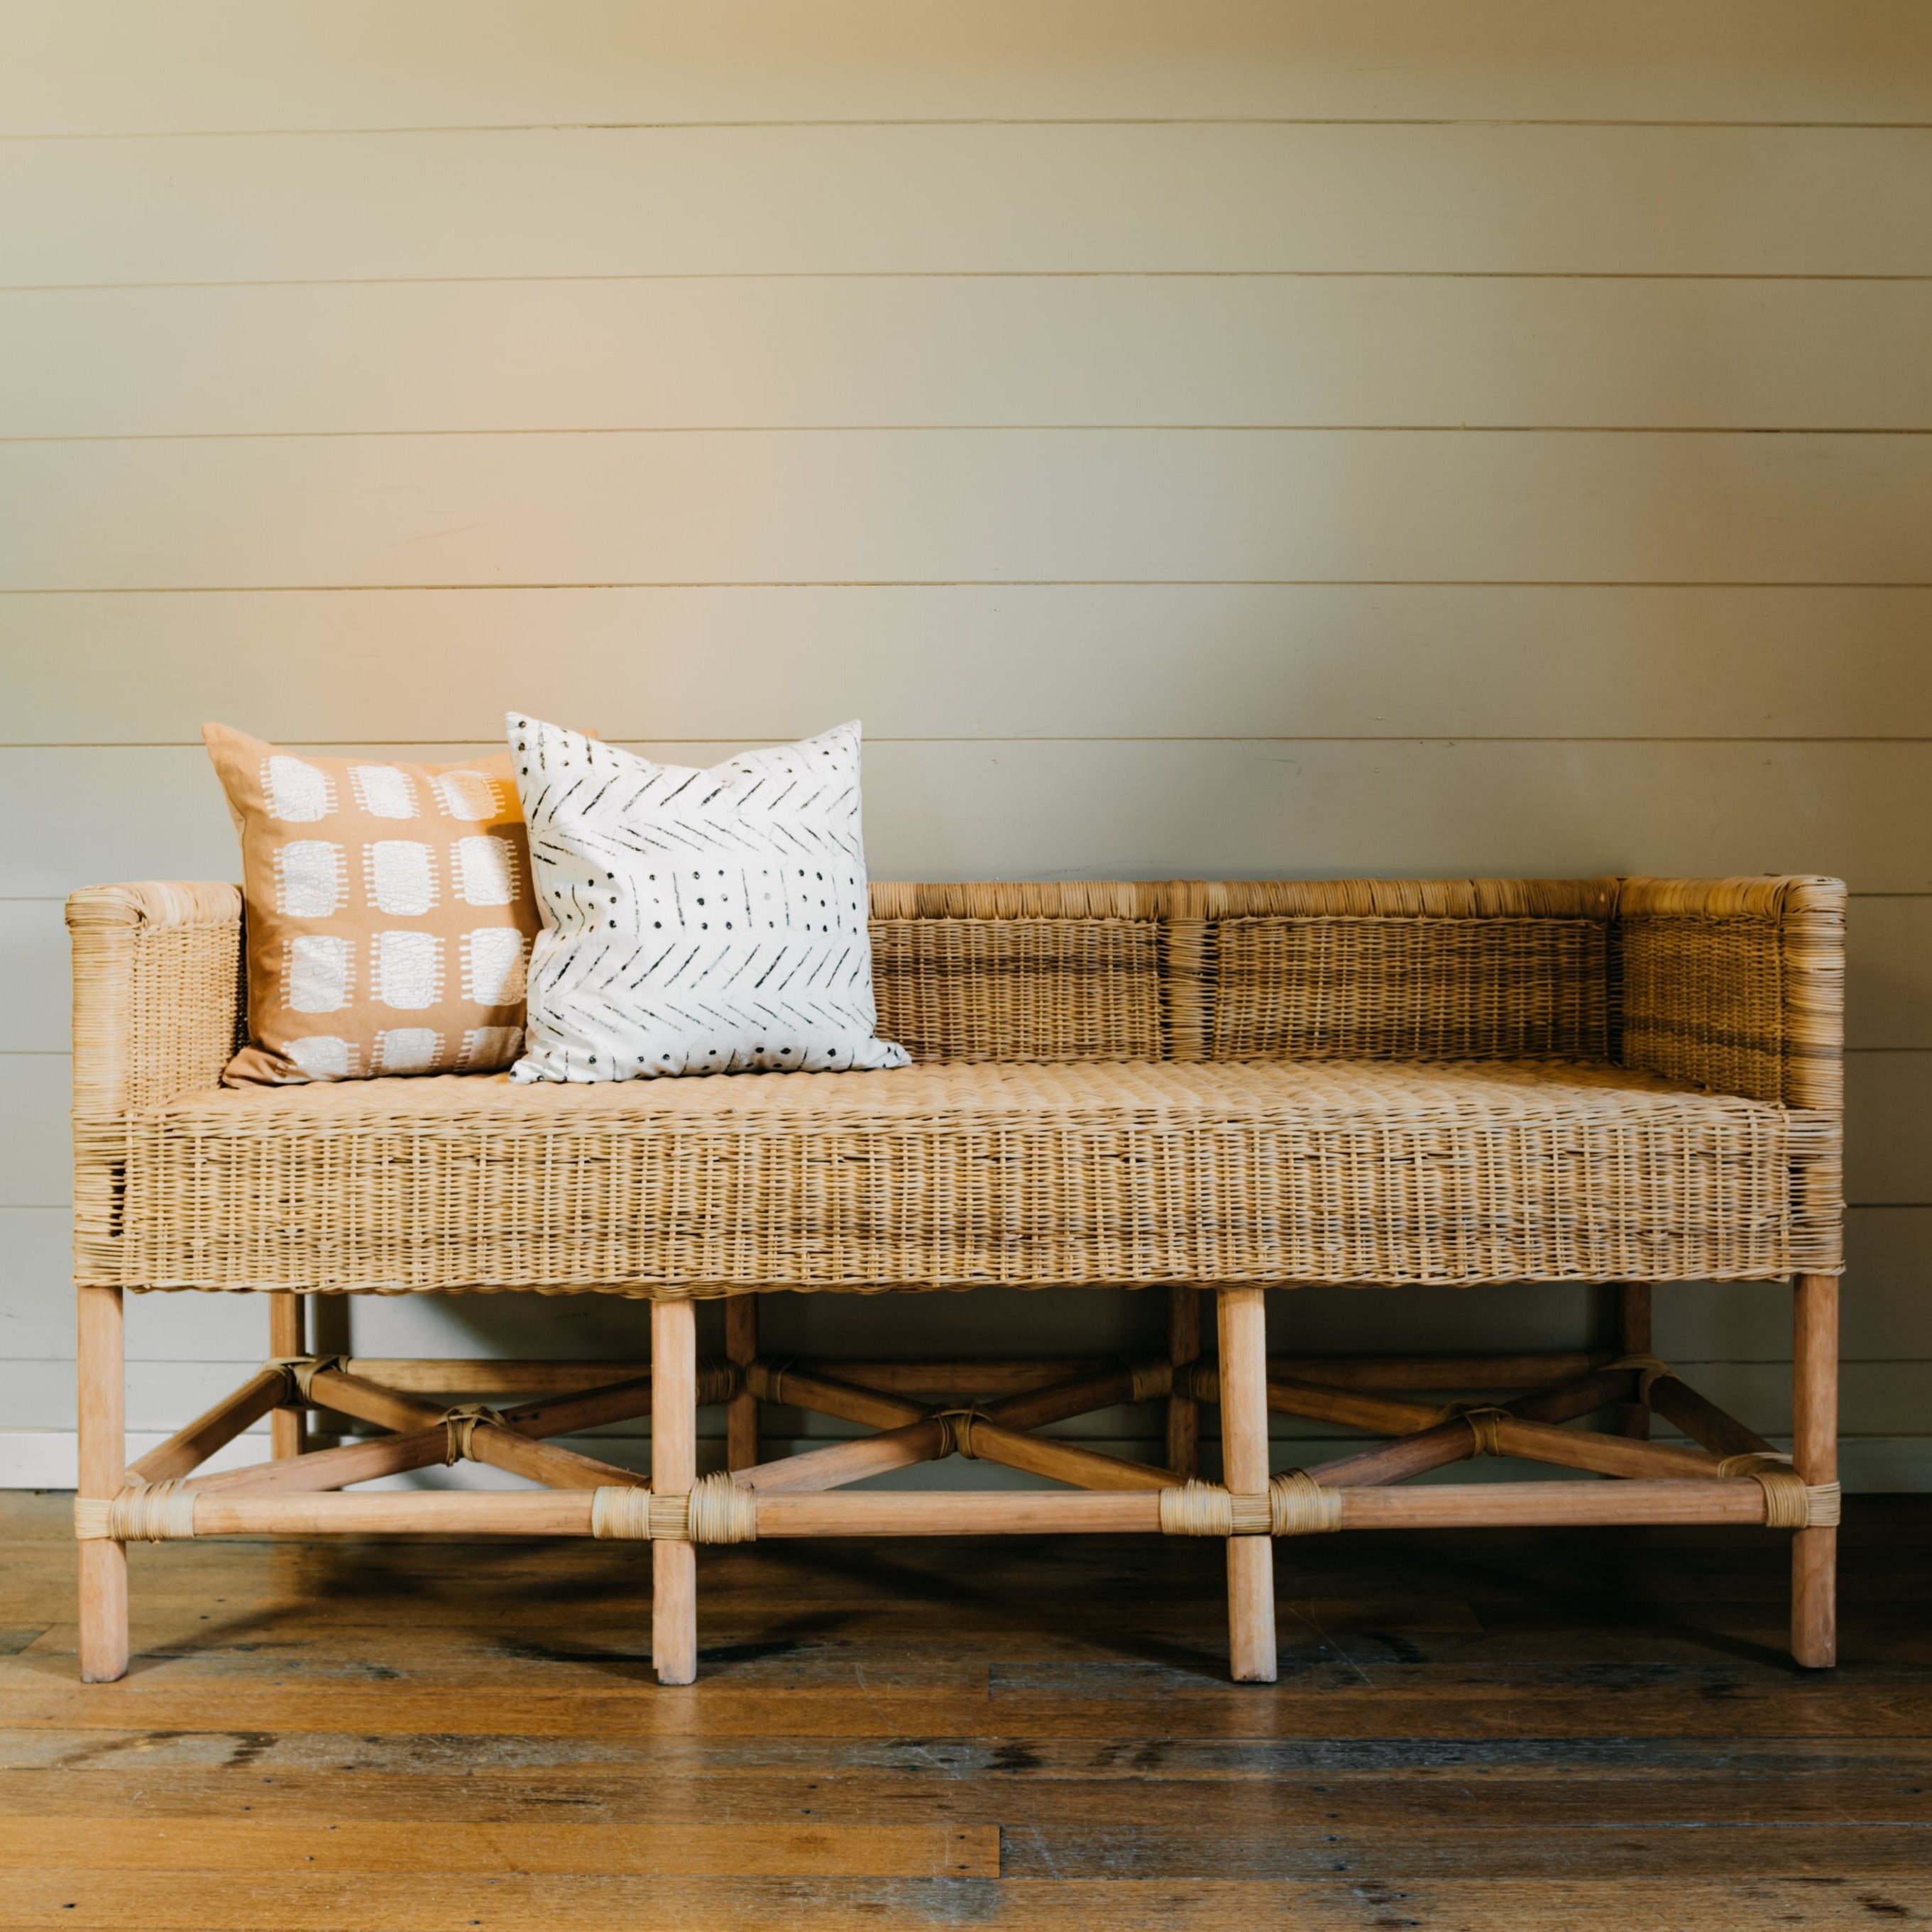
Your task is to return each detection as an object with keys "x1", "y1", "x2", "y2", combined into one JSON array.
[
  {"x1": 1212, "y1": 916, "x2": 1608, "y2": 1063},
  {"x1": 109, "y1": 1057, "x2": 1832, "y2": 1292},
  {"x1": 872, "y1": 916, "x2": 1161, "y2": 1063},
  {"x1": 68, "y1": 884, "x2": 247, "y2": 1275},
  {"x1": 1616, "y1": 877, "x2": 1845, "y2": 1110},
  {"x1": 70, "y1": 875, "x2": 1844, "y2": 1296}
]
